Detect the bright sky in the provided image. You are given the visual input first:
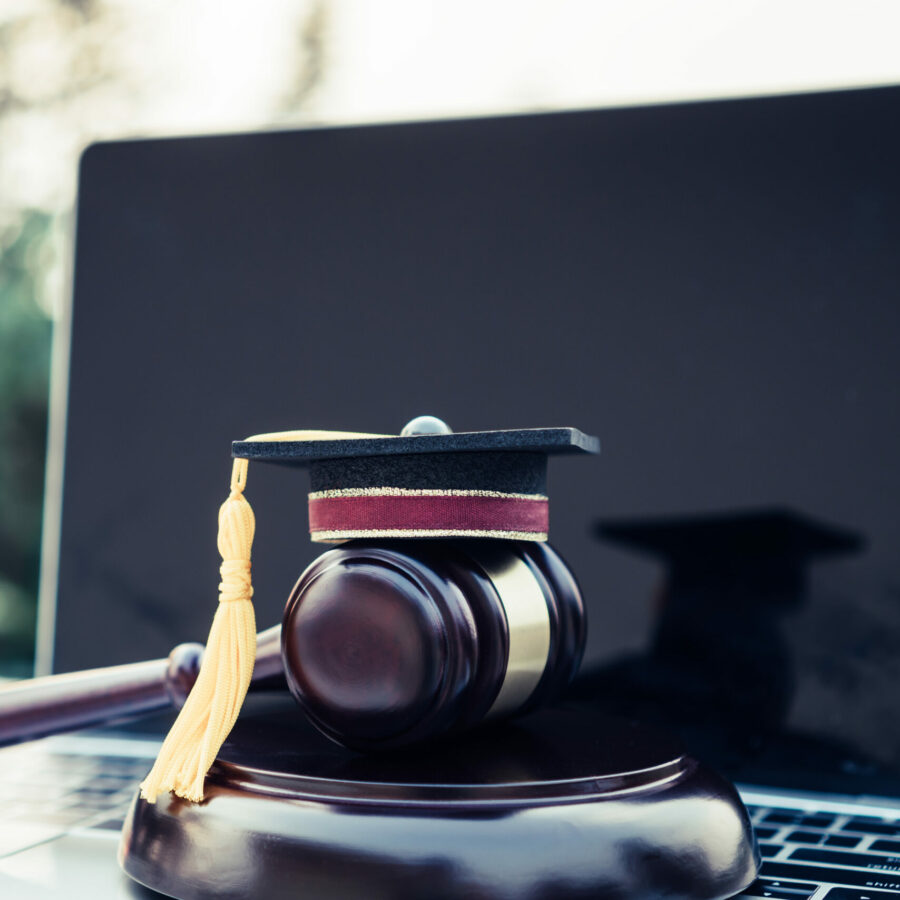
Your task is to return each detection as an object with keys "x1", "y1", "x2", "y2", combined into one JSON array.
[
  {"x1": 3, "y1": 0, "x2": 900, "y2": 311},
  {"x1": 318, "y1": 0, "x2": 900, "y2": 121}
]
